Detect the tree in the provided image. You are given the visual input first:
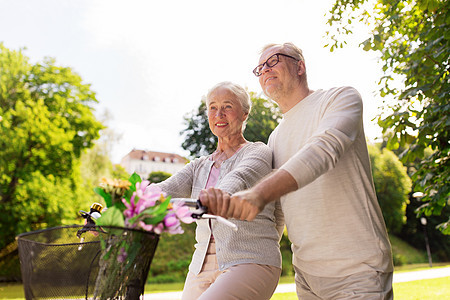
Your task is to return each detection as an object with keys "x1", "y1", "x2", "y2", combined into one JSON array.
[
  {"x1": 0, "y1": 43, "x2": 104, "y2": 249},
  {"x1": 180, "y1": 99, "x2": 216, "y2": 157},
  {"x1": 148, "y1": 171, "x2": 172, "y2": 184},
  {"x1": 326, "y1": 0, "x2": 449, "y2": 233},
  {"x1": 244, "y1": 92, "x2": 282, "y2": 144},
  {"x1": 180, "y1": 92, "x2": 282, "y2": 158},
  {"x1": 368, "y1": 144, "x2": 412, "y2": 234}
]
